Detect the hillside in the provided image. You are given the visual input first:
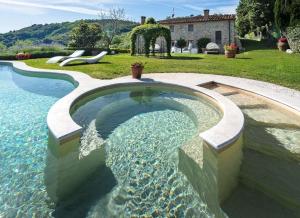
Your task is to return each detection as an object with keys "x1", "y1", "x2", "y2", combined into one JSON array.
[{"x1": 0, "y1": 19, "x2": 138, "y2": 47}]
